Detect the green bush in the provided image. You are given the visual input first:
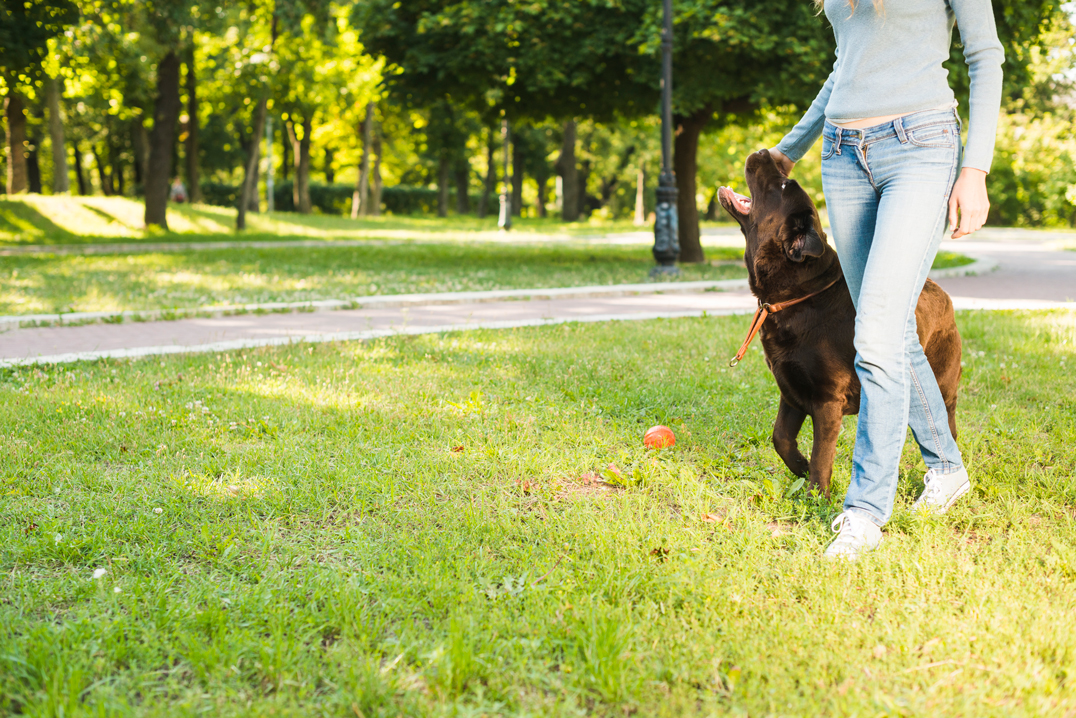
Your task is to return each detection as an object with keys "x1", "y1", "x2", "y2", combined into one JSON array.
[
  {"x1": 987, "y1": 111, "x2": 1076, "y2": 228},
  {"x1": 202, "y1": 181, "x2": 482, "y2": 216},
  {"x1": 271, "y1": 181, "x2": 353, "y2": 214},
  {"x1": 199, "y1": 181, "x2": 240, "y2": 208}
]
